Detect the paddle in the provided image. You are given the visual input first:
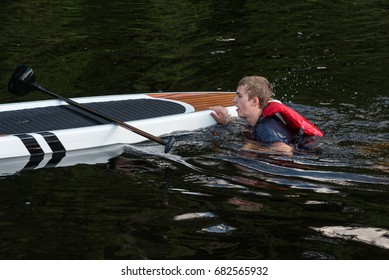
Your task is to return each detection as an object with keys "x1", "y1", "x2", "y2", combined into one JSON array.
[{"x1": 8, "y1": 65, "x2": 175, "y2": 153}]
